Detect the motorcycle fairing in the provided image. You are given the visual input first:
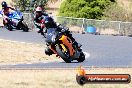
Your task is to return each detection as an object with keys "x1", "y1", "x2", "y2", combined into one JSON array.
[{"x1": 59, "y1": 35, "x2": 75, "y2": 56}]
